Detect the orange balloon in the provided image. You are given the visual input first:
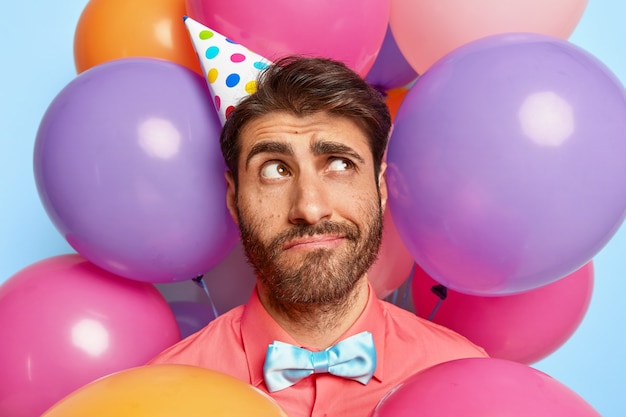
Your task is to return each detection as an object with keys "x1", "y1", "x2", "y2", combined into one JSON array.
[
  {"x1": 385, "y1": 87, "x2": 409, "y2": 121},
  {"x1": 41, "y1": 364, "x2": 288, "y2": 417},
  {"x1": 74, "y1": 0, "x2": 202, "y2": 75}
]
